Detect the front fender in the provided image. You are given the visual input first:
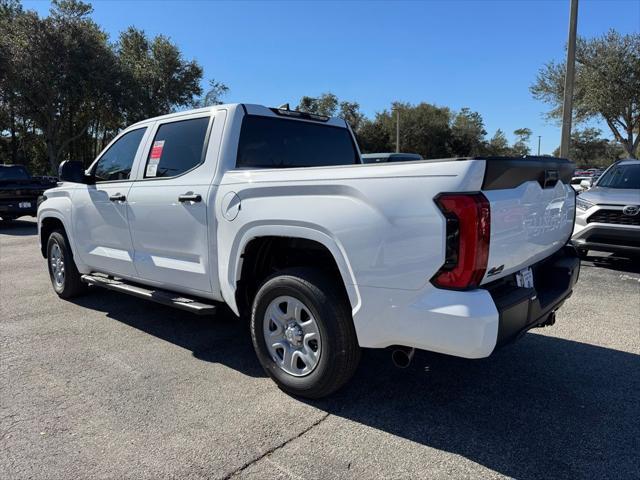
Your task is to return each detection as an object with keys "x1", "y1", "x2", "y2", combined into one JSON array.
[{"x1": 37, "y1": 191, "x2": 89, "y2": 273}]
